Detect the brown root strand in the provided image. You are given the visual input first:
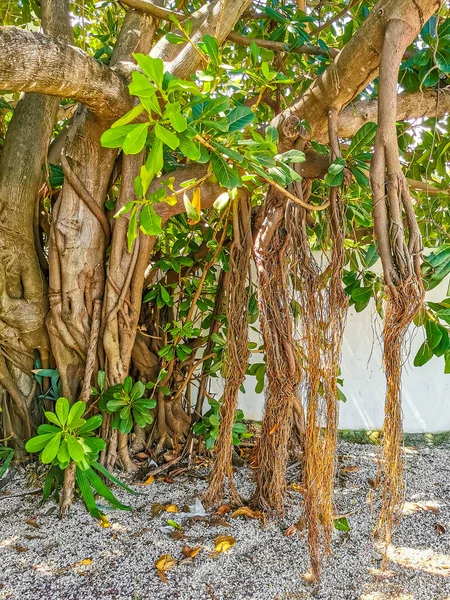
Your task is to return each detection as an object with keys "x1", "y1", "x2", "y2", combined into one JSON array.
[
  {"x1": 203, "y1": 194, "x2": 252, "y2": 509},
  {"x1": 251, "y1": 192, "x2": 299, "y2": 513}
]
